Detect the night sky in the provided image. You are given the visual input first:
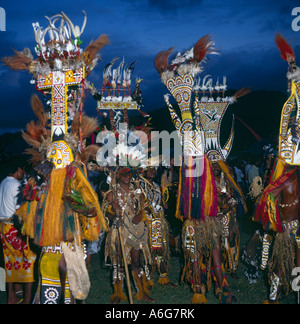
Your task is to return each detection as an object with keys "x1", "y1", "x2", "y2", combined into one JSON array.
[{"x1": 0, "y1": 0, "x2": 299, "y2": 137}]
